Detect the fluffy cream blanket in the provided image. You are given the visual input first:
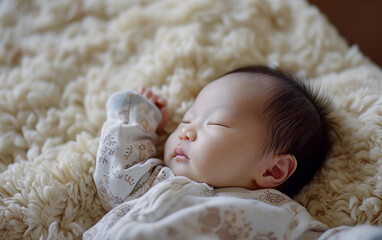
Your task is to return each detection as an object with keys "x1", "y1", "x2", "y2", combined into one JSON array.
[{"x1": 1, "y1": 0, "x2": 382, "y2": 239}]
